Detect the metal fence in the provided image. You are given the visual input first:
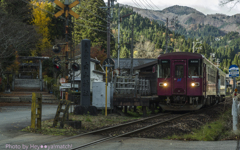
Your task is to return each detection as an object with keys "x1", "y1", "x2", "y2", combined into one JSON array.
[{"x1": 113, "y1": 75, "x2": 151, "y2": 97}]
